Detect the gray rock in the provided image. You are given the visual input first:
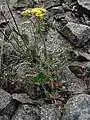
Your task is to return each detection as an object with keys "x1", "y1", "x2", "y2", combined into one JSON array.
[
  {"x1": 11, "y1": 104, "x2": 41, "y2": 120},
  {"x1": 58, "y1": 67, "x2": 87, "y2": 94},
  {"x1": 70, "y1": 50, "x2": 90, "y2": 62},
  {"x1": 76, "y1": 0, "x2": 90, "y2": 17},
  {"x1": 54, "y1": 11, "x2": 80, "y2": 31},
  {"x1": 0, "y1": 0, "x2": 6, "y2": 5},
  {"x1": 9, "y1": 0, "x2": 18, "y2": 5},
  {"x1": 69, "y1": 64, "x2": 84, "y2": 77},
  {"x1": 34, "y1": 0, "x2": 63, "y2": 6},
  {"x1": 61, "y1": 94, "x2": 90, "y2": 120},
  {"x1": 50, "y1": 6, "x2": 65, "y2": 17},
  {"x1": 12, "y1": 93, "x2": 32, "y2": 104},
  {"x1": 62, "y1": 3, "x2": 71, "y2": 12},
  {"x1": 60, "y1": 22, "x2": 90, "y2": 47},
  {"x1": 68, "y1": 62, "x2": 90, "y2": 88},
  {"x1": 52, "y1": 6, "x2": 65, "y2": 22},
  {"x1": 0, "y1": 100, "x2": 18, "y2": 120},
  {"x1": 75, "y1": 52, "x2": 90, "y2": 62},
  {"x1": 9, "y1": 0, "x2": 34, "y2": 7},
  {"x1": 41, "y1": 104, "x2": 61, "y2": 120},
  {"x1": 77, "y1": 0, "x2": 90, "y2": 11},
  {"x1": 39, "y1": 28, "x2": 73, "y2": 67},
  {"x1": 0, "y1": 115, "x2": 9, "y2": 120},
  {"x1": 43, "y1": 0, "x2": 63, "y2": 9},
  {"x1": 65, "y1": 12, "x2": 80, "y2": 23},
  {"x1": 11, "y1": 104, "x2": 61, "y2": 120},
  {"x1": 86, "y1": 20, "x2": 90, "y2": 26},
  {"x1": 12, "y1": 93, "x2": 44, "y2": 105},
  {"x1": 0, "y1": 89, "x2": 12, "y2": 110},
  {"x1": 0, "y1": 89, "x2": 18, "y2": 120},
  {"x1": 69, "y1": 62, "x2": 90, "y2": 72}
]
